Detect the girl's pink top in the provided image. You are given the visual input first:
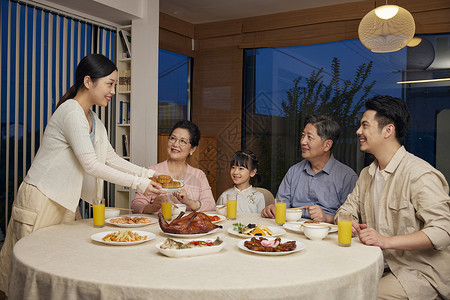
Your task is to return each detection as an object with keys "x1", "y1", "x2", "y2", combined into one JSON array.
[{"x1": 131, "y1": 160, "x2": 216, "y2": 213}]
